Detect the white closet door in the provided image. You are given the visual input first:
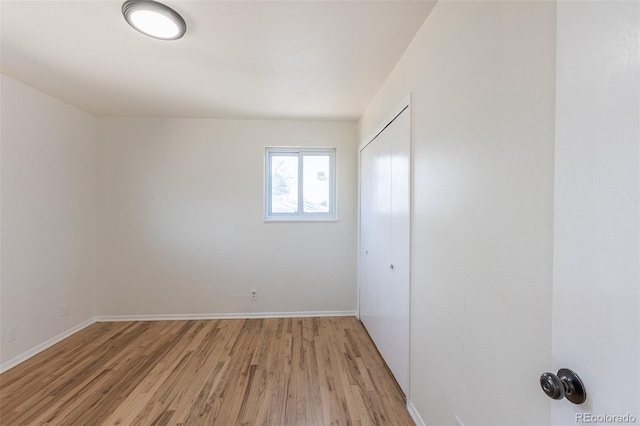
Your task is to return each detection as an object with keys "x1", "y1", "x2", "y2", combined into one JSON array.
[
  {"x1": 387, "y1": 108, "x2": 410, "y2": 394},
  {"x1": 359, "y1": 107, "x2": 410, "y2": 394},
  {"x1": 359, "y1": 138, "x2": 378, "y2": 325}
]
